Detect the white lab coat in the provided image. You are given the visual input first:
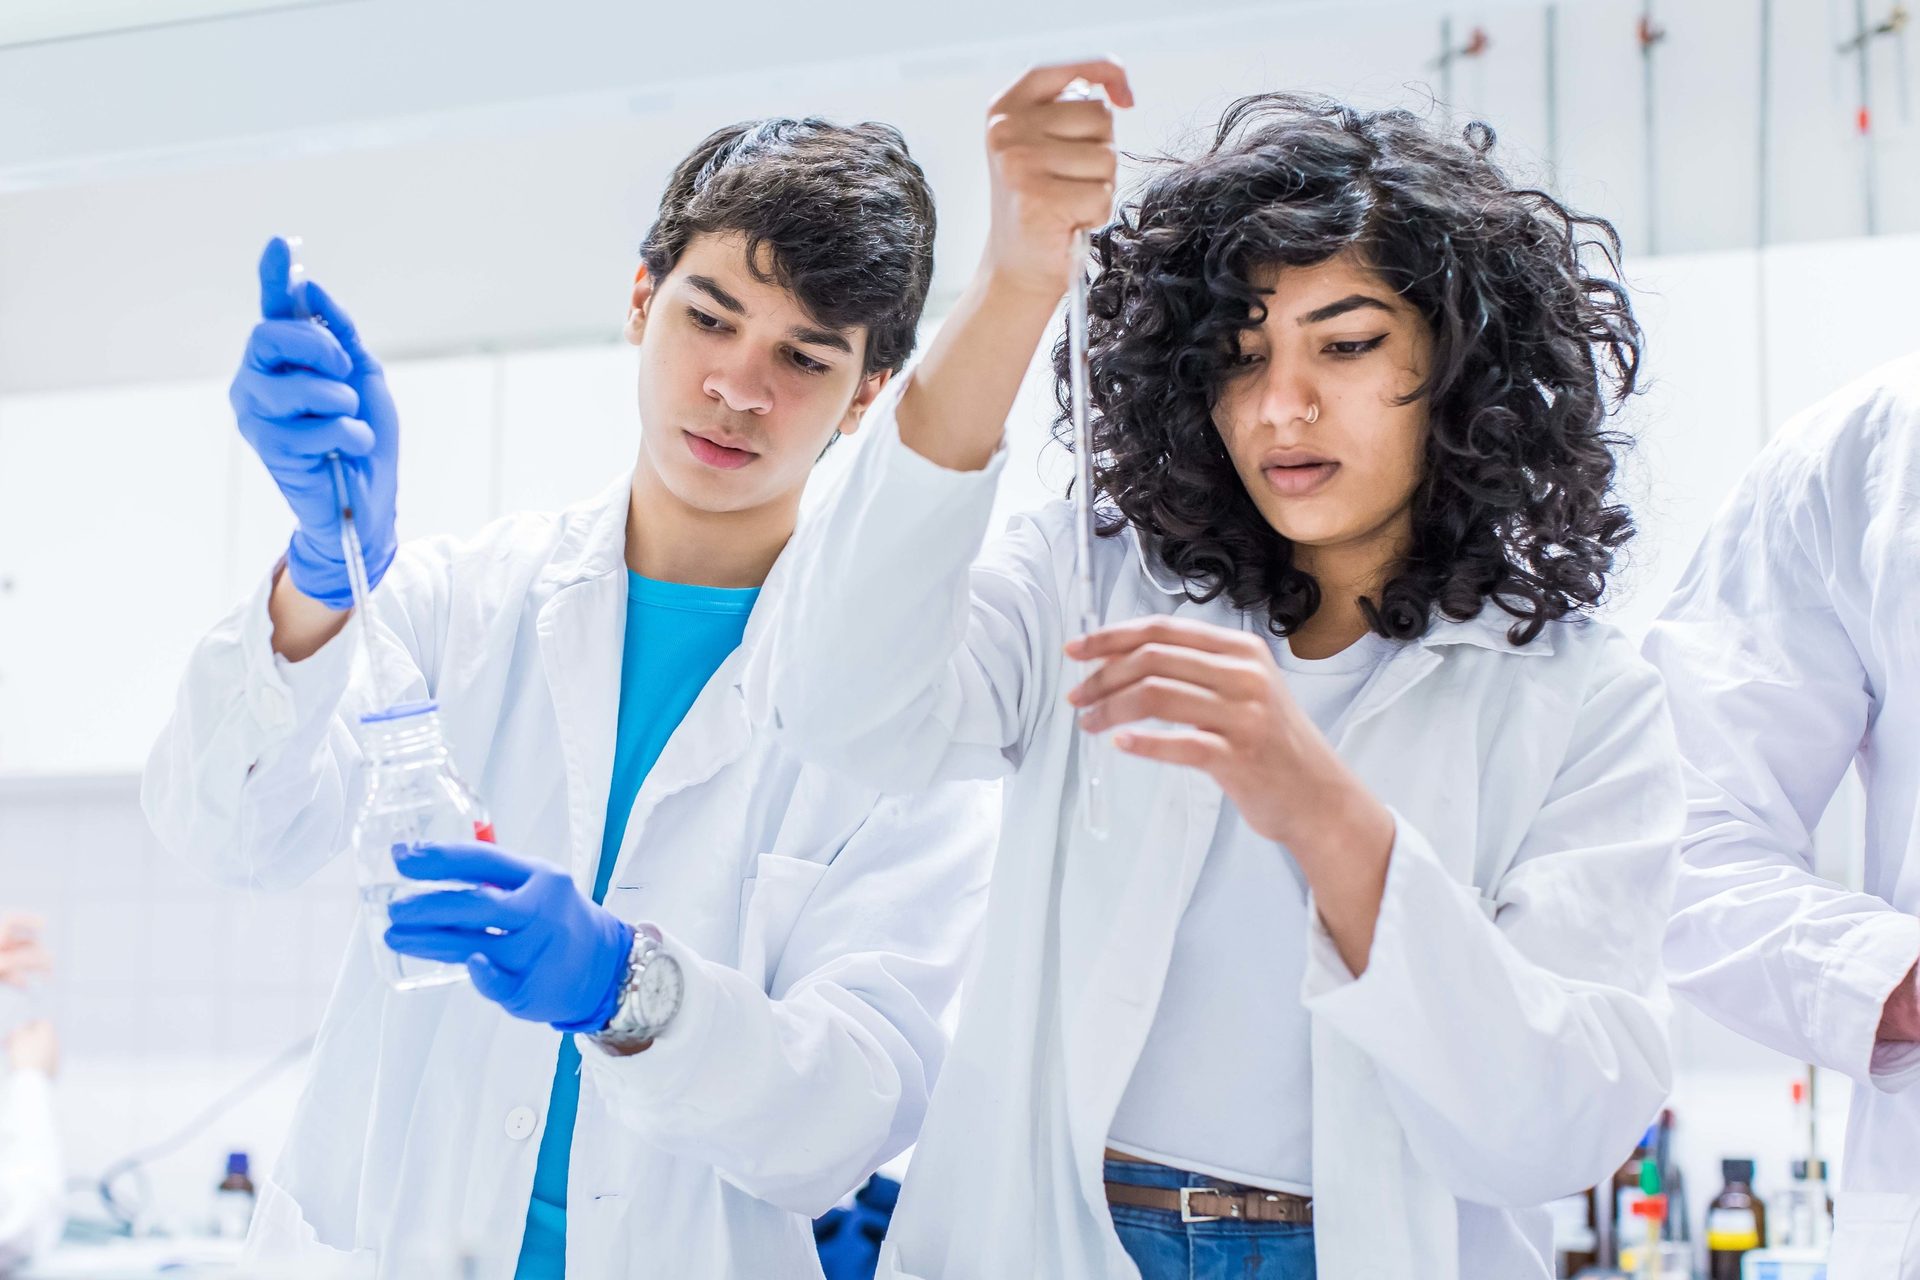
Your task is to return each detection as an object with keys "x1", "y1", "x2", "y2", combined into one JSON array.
[
  {"x1": 0, "y1": 1068, "x2": 61, "y2": 1274},
  {"x1": 143, "y1": 475, "x2": 995, "y2": 1280},
  {"x1": 747, "y1": 383, "x2": 1686, "y2": 1279},
  {"x1": 1644, "y1": 352, "x2": 1920, "y2": 1279}
]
